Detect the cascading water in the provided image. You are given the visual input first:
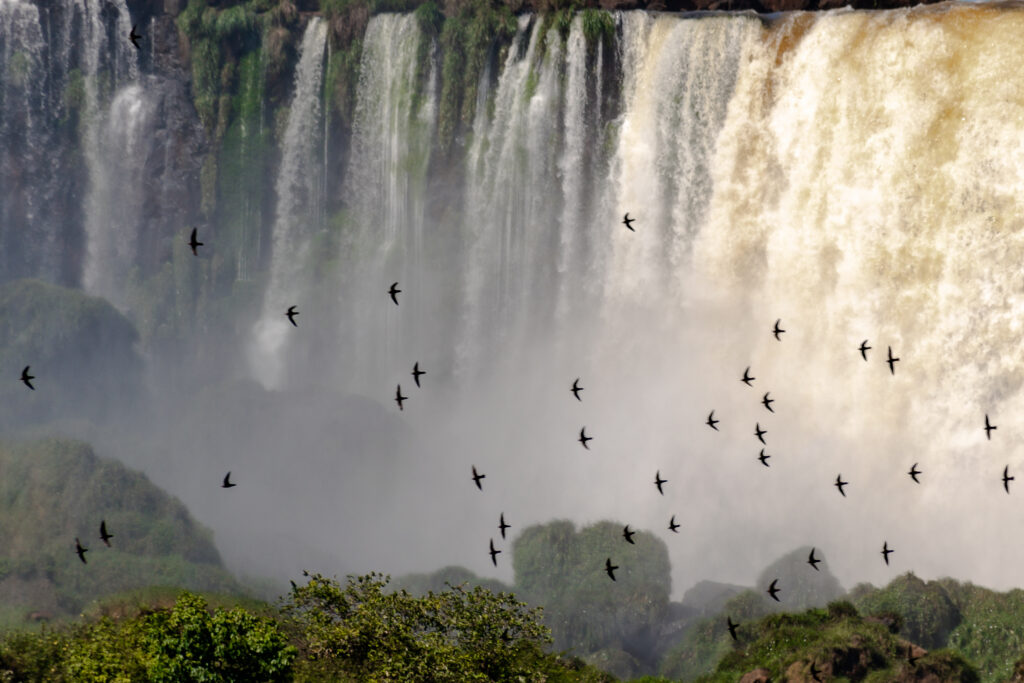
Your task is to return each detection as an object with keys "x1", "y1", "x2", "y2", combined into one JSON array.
[
  {"x1": 333, "y1": 13, "x2": 438, "y2": 389},
  {"x1": 7, "y1": 1, "x2": 1024, "y2": 591},
  {"x1": 250, "y1": 17, "x2": 328, "y2": 389},
  {"x1": 79, "y1": 0, "x2": 140, "y2": 304}
]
